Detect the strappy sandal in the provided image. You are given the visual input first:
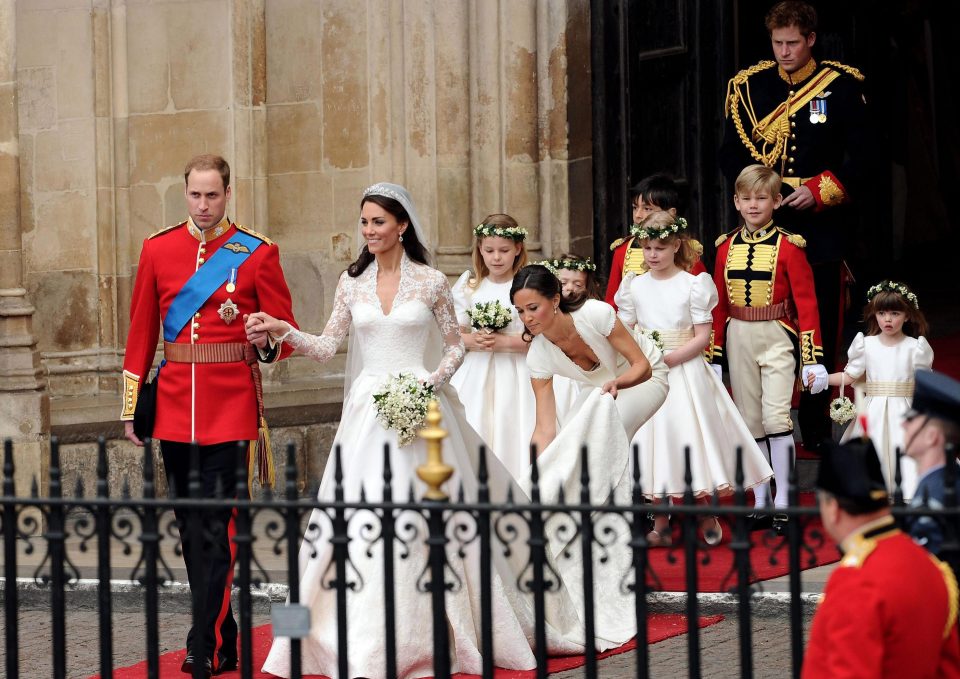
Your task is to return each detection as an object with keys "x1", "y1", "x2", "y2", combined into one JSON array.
[{"x1": 646, "y1": 529, "x2": 673, "y2": 547}]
